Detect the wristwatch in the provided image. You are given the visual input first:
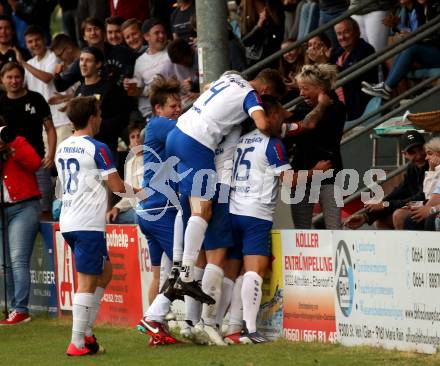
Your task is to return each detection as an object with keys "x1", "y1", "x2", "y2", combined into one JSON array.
[{"x1": 430, "y1": 206, "x2": 439, "y2": 215}]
